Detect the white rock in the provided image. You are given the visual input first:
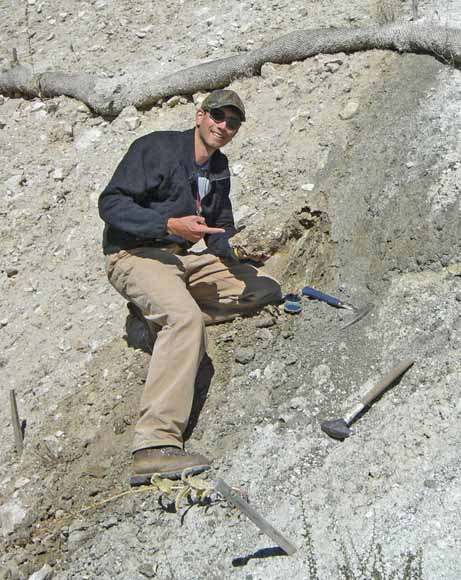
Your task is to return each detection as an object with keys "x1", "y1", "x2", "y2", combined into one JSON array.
[
  {"x1": 325, "y1": 62, "x2": 340, "y2": 73},
  {"x1": 63, "y1": 123, "x2": 74, "y2": 137},
  {"x1": 77, "y1": 103, "x2": 91, "y2": 114},
  {"x1": 42, "y1": 435, "x2": 63, "y2": 459},
  {"x1": 0, "y1": 500, "x2": 27, "y2": 537},
  {"x1": 339, "y1": 101, "x2": 359, "y2": 120},
  {"x1": 30, "y1": 101, "x2": 46, "y2": 112},
  {"x1": 301, "y1": 183, "x2": 315, "y2": 192},
  {"x1": 5, "y1": 174, "x2": 25, "y2": 193},
  {"x1": 125, "y1": 116, "x2": 140, "y2": 131},
  {"x1": 289, "y1": 396, "x2": 307, "y2": 410},
  {"x1": 14, "y1": 477, "x2": 30, "y2": 490},
  {"x1": 248, "y1": 369, "x2": 262, "y2": 380},
  {"x1": 28, "y1": 563, "x2": 53, "y2": 580},
  {"x1": 260, "y1": 63, "x2": 278, "y2": 79},
  {"x1": 264, "y1": 360, "x2": 286, "y2": 381},
  {"x1": 232, "y1": 164, "x2": 244, "y2": 176},
  {"x1": 53, "y1": 168, "x2": 65, "y2": 181},
  {"x1": 166, "y1": 95, "x2": 181, "y2": 108},
  {"x1": 312, "y1": 363, "x2": 331, "y2": 385},
  {"x1": 193, "y1": 93, "x2": 207, "y2": 106},
  {"x1": 112, "y1": 106, "x2": 140, "y2": 131},
  {"x1": 233, "y1": 204, "x2": 253, "y2": 226},
  {"x1": 73, "y1": 128, "x2": 102, "y2": 151}
]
